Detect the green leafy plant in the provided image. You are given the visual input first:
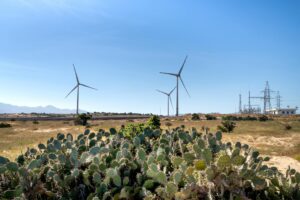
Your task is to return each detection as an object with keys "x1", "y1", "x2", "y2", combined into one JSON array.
[{"x1": 147, "y1": 115, "x2": 161, "y2": 129}]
